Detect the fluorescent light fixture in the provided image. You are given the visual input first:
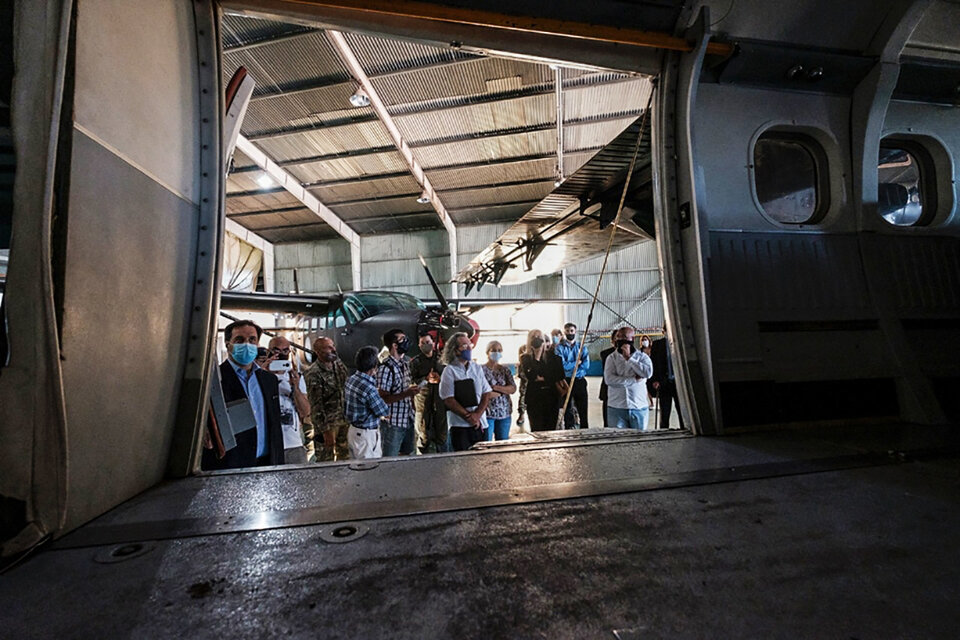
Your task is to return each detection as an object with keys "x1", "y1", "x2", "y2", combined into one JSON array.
[
  {"x1": 256, "y1": 172, "x2": 275, "y2": 189},
  {"x1": 349, "y1": 87, "x2": 370, "y2": 107},
  {"x1": 416, "y1": 190, "x2": 431, "y2": 204}
]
